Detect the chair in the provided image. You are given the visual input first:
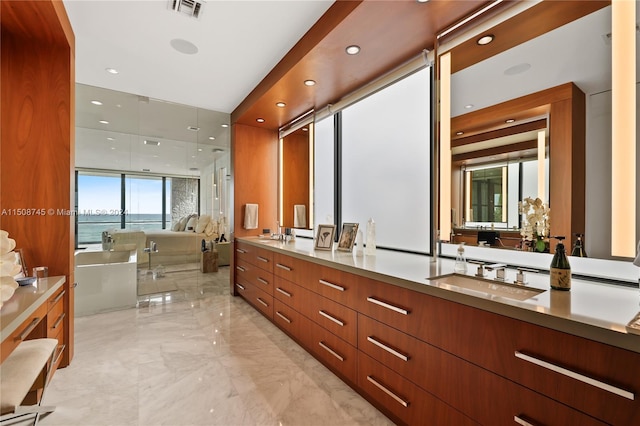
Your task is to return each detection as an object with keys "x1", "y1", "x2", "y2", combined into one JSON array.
[{"x1": 0, "y1": 338, "x2": 58, "y2": 425}]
